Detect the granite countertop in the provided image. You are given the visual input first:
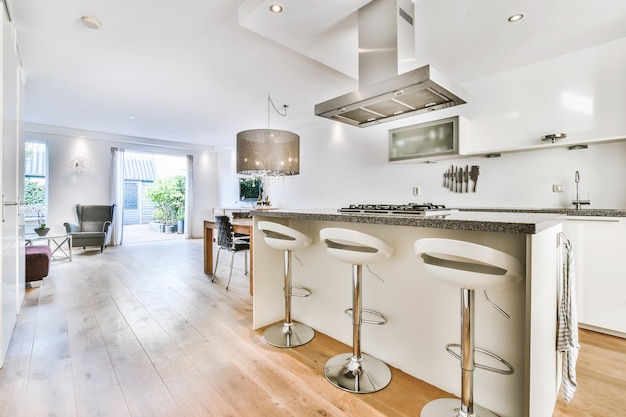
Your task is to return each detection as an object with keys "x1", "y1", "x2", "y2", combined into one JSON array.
[
  {"x1": 251, "y1": 209, "x2": 564, "y2": 234},
  {"x1": 456, "y1": 207, "x2": 626, "y2": 217}
]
